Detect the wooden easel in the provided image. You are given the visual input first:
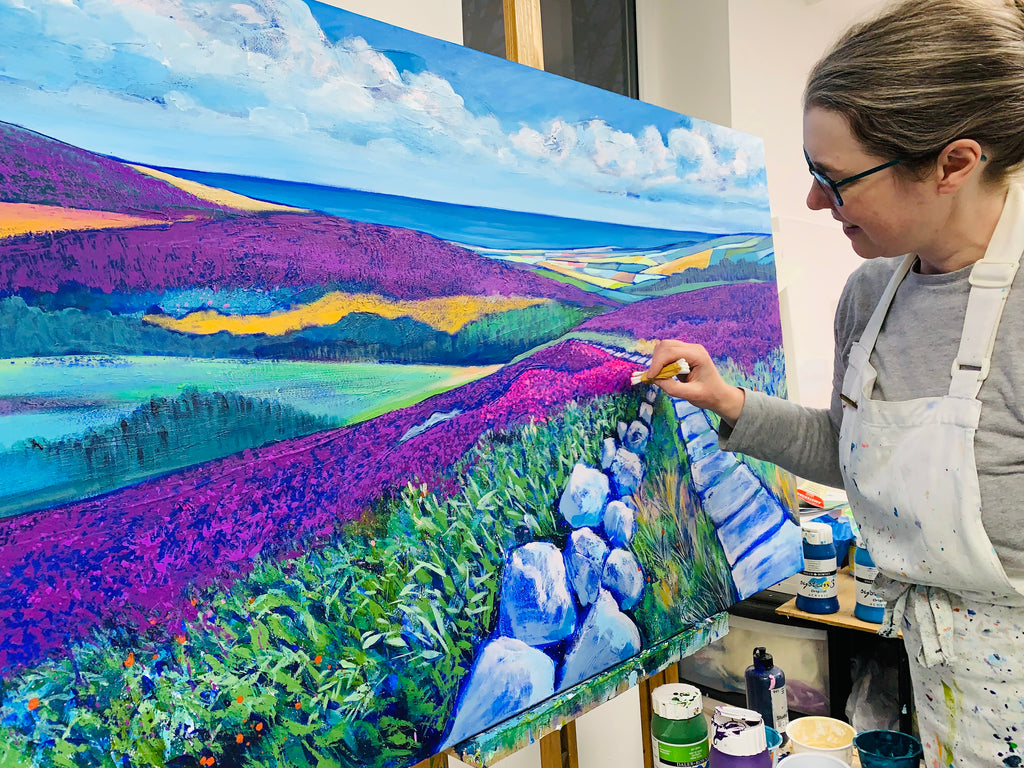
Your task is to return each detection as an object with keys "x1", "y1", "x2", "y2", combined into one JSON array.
[
  {"x1": 502, "y1": 0, "x2": 544, "y2": 70},
  {"x1": 637, "y1": 663, "x2": 681, "y2": 768}
]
